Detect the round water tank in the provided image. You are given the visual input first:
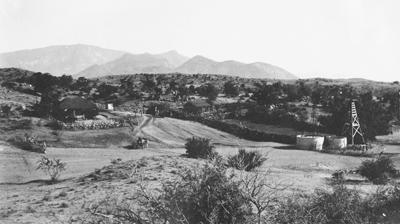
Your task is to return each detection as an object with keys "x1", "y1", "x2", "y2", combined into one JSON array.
[
  {"x1": 328, "y1": 136, "x2": 347, "y2": 149},
  {"x1": 296, "y1": 135, "x2": 325, "y2": 150}
]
